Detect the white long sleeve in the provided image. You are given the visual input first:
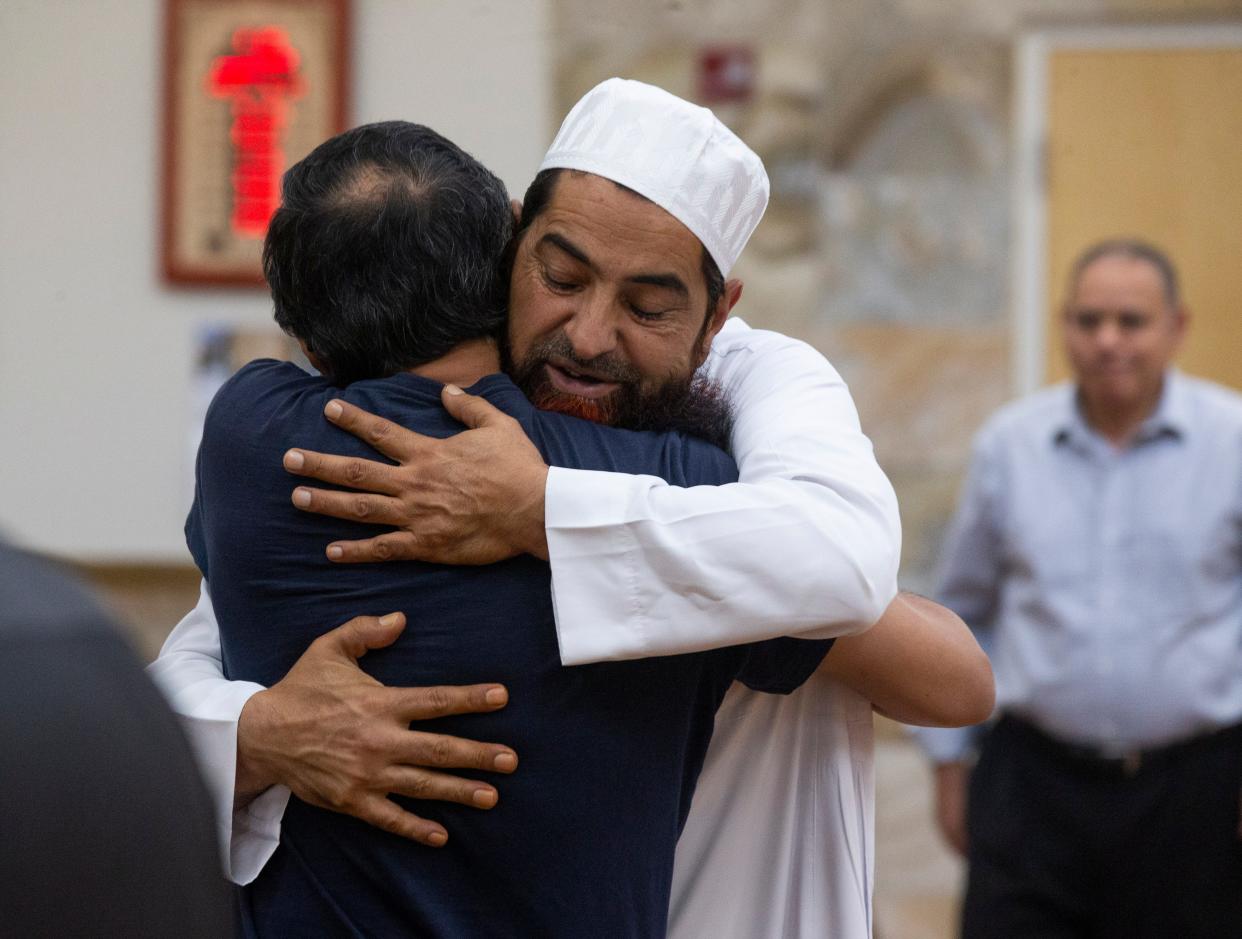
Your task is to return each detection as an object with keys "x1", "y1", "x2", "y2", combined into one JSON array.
[
  {"x1": 146, "y1": 581, "x2": 289, "y2": 884},
  {"x1": 548, "y1": 317, "x2": 901, "y2": 665}
]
